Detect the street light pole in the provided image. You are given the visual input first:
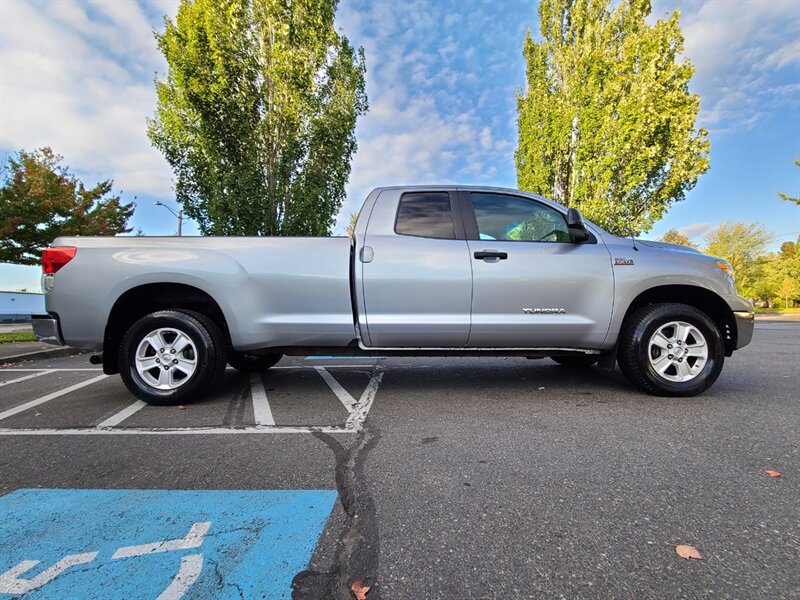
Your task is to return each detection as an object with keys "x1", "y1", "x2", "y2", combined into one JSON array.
[{"x1": 154, "y1": 201, "x2": 184, "y2": 236}]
